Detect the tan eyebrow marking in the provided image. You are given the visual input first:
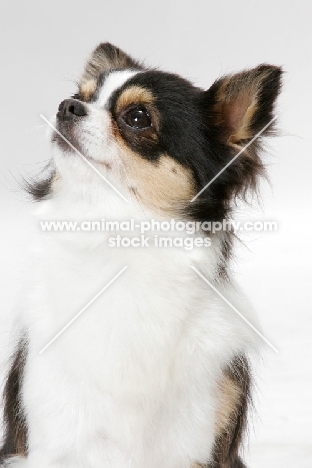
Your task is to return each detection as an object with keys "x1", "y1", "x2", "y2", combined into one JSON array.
[{"x1": 80, "y1": 79, "x2": 97, "y2": 102}]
